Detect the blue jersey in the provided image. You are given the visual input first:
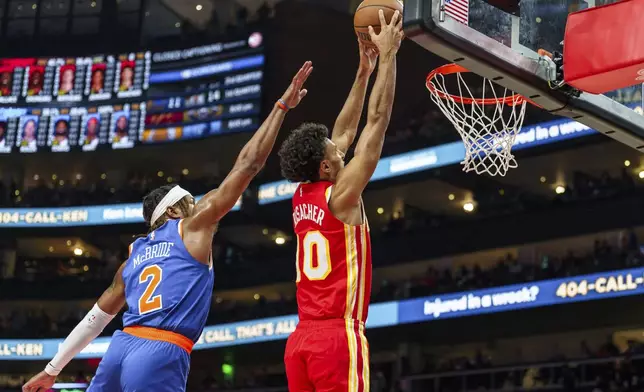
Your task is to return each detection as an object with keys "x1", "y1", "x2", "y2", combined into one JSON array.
[{"x1": 121, "y1": 219, "x2": 214, "y2": 342}]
